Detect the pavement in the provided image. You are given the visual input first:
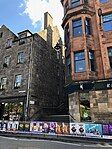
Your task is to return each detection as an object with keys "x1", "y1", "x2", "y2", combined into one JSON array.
[
  {"x1": 0, "y1": 131, "x2": 112, "y2": 146},
  {"x1": 0, "y1": 136, "x2": 112, "y2": 149}
]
